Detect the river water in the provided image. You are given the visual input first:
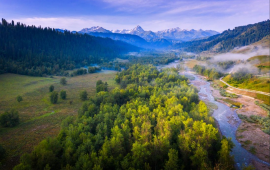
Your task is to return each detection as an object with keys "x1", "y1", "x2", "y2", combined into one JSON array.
[{"x1": 161, "y1": 61, "x2": 270, "y2": 169}]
